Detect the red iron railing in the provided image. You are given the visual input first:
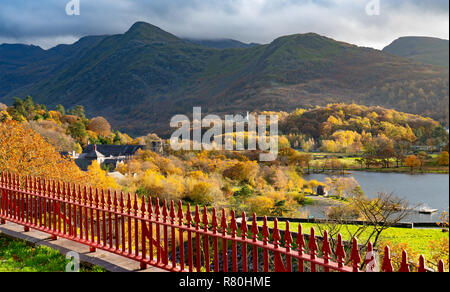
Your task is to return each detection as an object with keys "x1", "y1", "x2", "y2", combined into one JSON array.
[{"x1": 0, "y1": 172, "x2": 446, "y2": 272}]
